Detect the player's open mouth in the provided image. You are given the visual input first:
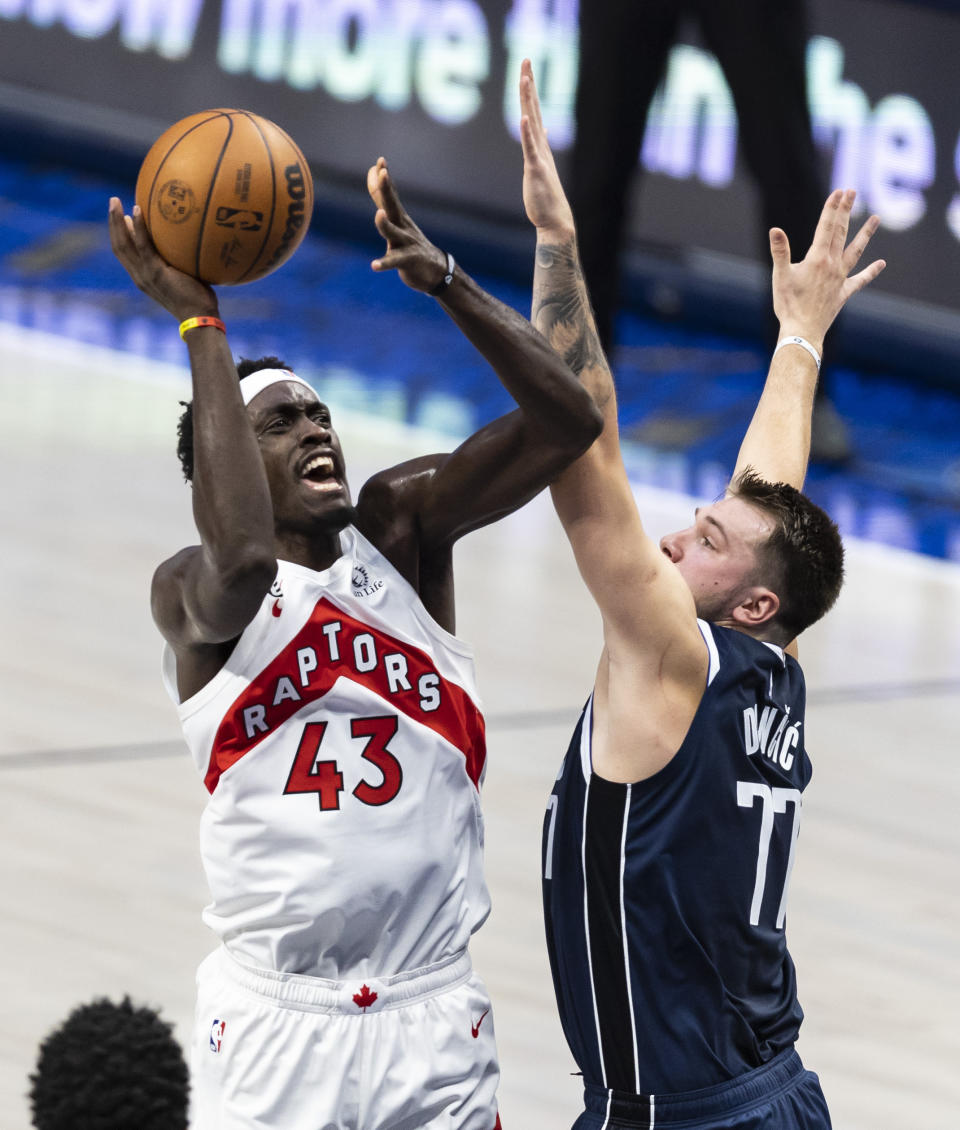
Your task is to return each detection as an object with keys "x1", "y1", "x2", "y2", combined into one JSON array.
[{"x1": 299, "y1": 454, "x2": 342, "y2": 493}]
